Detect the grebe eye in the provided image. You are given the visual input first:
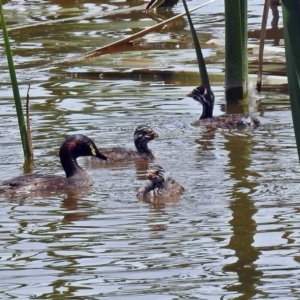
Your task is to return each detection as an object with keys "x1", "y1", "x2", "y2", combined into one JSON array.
[{"x1": 89, "y1": 144, "x2": 96, "y2": 156}]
